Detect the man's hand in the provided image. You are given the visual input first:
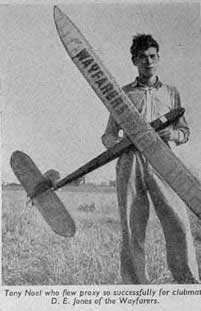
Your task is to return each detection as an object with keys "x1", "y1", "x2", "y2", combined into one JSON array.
[{"x1": 158, "y1": 126, "x2": 179, "y2": 143}]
